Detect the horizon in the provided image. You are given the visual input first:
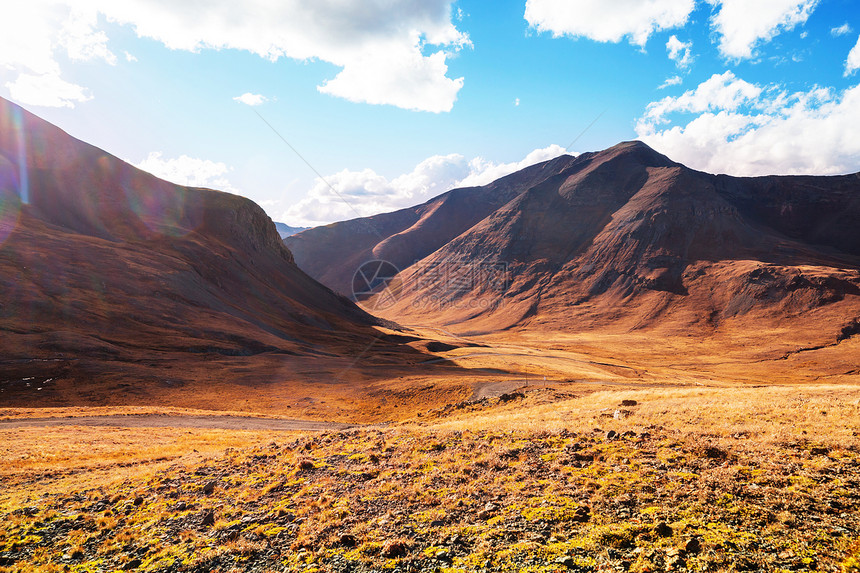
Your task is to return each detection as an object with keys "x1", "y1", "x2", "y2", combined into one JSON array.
[{"x1": 2, "y1": 0, "x2": 859, "y2": 227}]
